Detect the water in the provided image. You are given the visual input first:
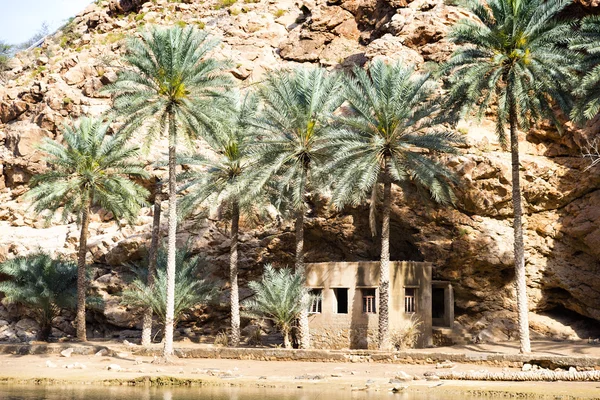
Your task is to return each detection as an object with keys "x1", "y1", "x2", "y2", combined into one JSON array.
[{"x1": 0, "y1": 385, "x2": 458, "y2": 400}]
